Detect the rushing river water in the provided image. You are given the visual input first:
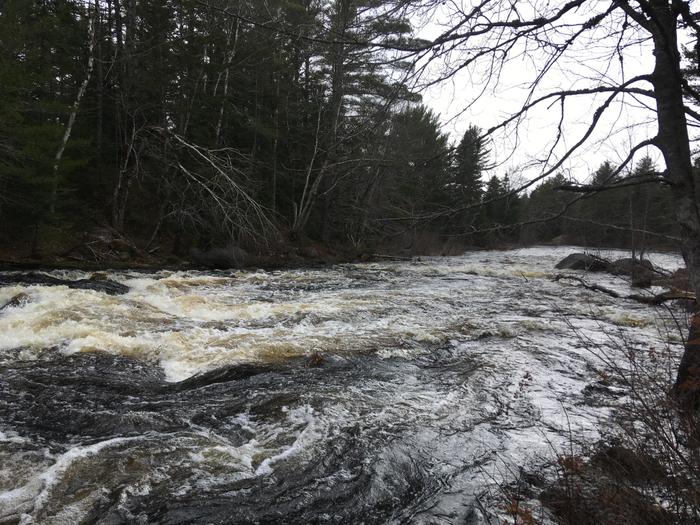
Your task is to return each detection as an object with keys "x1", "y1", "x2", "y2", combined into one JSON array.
[{"x1": 0, "y1": 246, "x2": 685, "y2": 524}]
